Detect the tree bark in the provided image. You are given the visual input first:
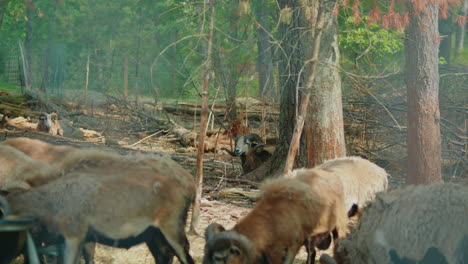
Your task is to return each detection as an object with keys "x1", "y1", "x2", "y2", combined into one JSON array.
[
  {"x1": 305, "y1": 0, "x2": 345, "y2": 167},
  {"x1": 405, "y1": 3, "x2": 442, "y2": 184},
  {"x1": 266, "y1": 0, "x2": 343, "y2": 178},
  {"x1": 254, "y1": 1, "x2": 275, "y2": 100}
]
